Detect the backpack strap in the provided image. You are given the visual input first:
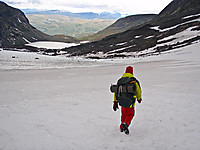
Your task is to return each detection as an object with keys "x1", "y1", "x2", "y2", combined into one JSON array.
[
  {"x1": 131, "y1": 77, "x2": 141, "y2": 89},
  {"x1": 129, "y1": 81, "x2": 136, "y2": 84}
]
